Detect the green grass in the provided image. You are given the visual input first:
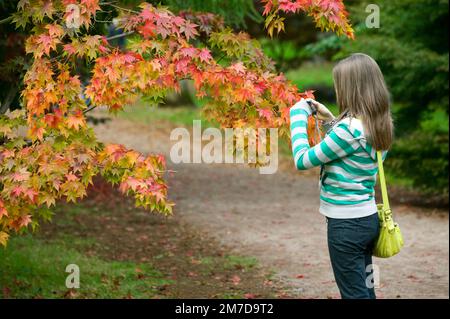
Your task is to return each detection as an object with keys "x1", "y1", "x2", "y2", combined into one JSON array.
[
  {"x1": 285, "y1": 62, "x2": 334, "y2": 90},
  {"x1": 0, "y1": 235, "x2": 171, "y2": 298},
  {"x1": 0, "y1": 201, "x2": 275, "y2": 299},
  {"x1": 218, "y1": 292, "x2": 248, "y2": 299},
  {"x1": 118, "y1": 100, "x2": 216, "y2": 127},
  {"x1": 196, "y1": 255, "x2": 258, "y2": 278},
  {"x1": 223, "y1": 255, "x2": 258, "y2": 270}
]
